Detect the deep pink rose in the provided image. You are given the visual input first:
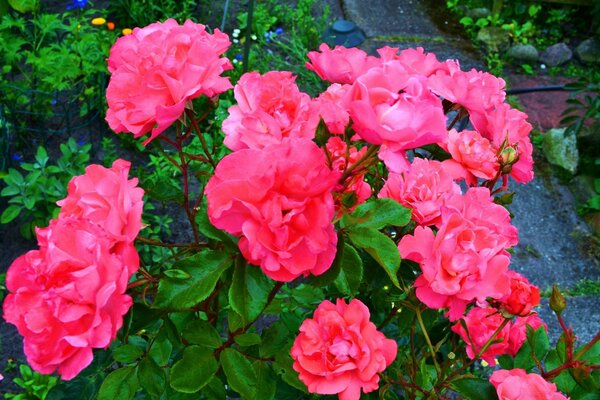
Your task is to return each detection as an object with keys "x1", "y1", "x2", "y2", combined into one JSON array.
[
  {"x1": 398, "y1": 187, "x2": 517, "y2": 320},
  {"x1": 222, "y1": 71, "x2": 317, "y2": 151},
  {"x1": 312, "y1": 83, "x2": 351, "y2": 135},
  {"x1": 106, "y1": 19, "x2": 232, "y2": 144},
  {"x1": 291, "y1": 299, "x2": 397, "y2": 400},
  {"x1": 205, "y1": 138, "x2": 340, "y2": 281},
  {"x1": 451, "y1": 307, "x2": 511, "y2": 366},
  {"x1": 2, "y1": 217, "x2": 138, "y2": 380},
  {"x1": 57, "y1": 159, "x2": 144, "y2": 243},
  {"x1": 499, "y1": 271, "x2": 541, "y2": 317},
  {"x1": 378, "y1": 157, "x2": 461, "y2": 226},
  {"x1": 508, "y1": 313, "x2": 547, "y2": 356},
  {"x1": 306, "y1": 44, "x2": 380, "y2": 84},
  {"x1": 346, "y1": 60, "x2": 446, "y2": 172},
  {"x1": 490, "y1": 369, "x2": 569, "y2": 399},
  {"x1": 377, "y1": 46, "x2": 458, "y2": 77},
  {"x1": 441, "y1": 129, "x2": 500, "y2": 185}
]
